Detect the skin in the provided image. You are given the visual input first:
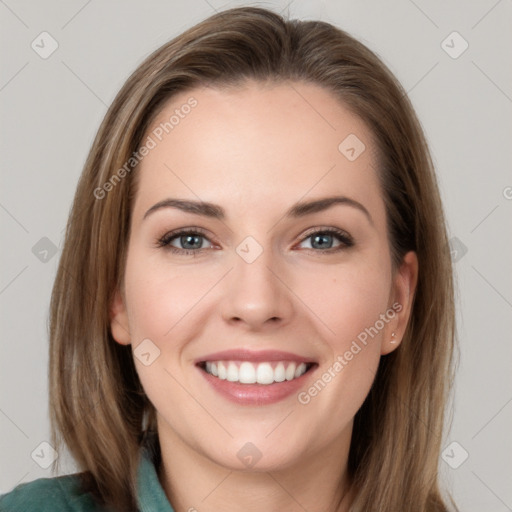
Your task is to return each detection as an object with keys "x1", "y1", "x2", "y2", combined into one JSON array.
[{"x1": 110, "y1": 81, "x2": 418, "y2": 512}]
